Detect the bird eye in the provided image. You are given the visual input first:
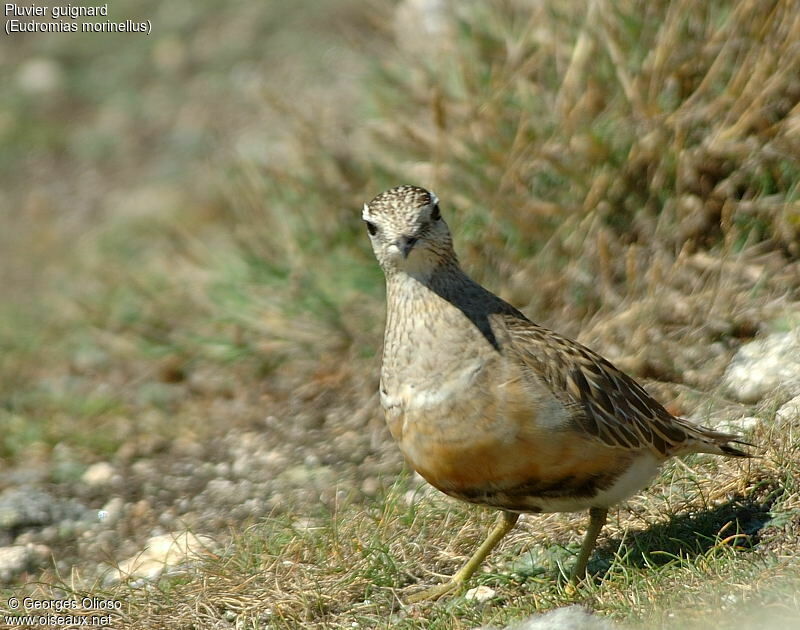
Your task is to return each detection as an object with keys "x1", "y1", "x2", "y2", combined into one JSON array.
[
  {"x1": 431, "y1": 204, "x2": 441, "y2": 221},
  {"x1": 365, "y1": 220, "x2": 378, "y2": 236}
]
